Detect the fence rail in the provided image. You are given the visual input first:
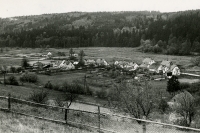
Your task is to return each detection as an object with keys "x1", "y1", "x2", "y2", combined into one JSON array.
[{"x1": 0, "y1": 94, "x2": 200, "y2": 133}]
